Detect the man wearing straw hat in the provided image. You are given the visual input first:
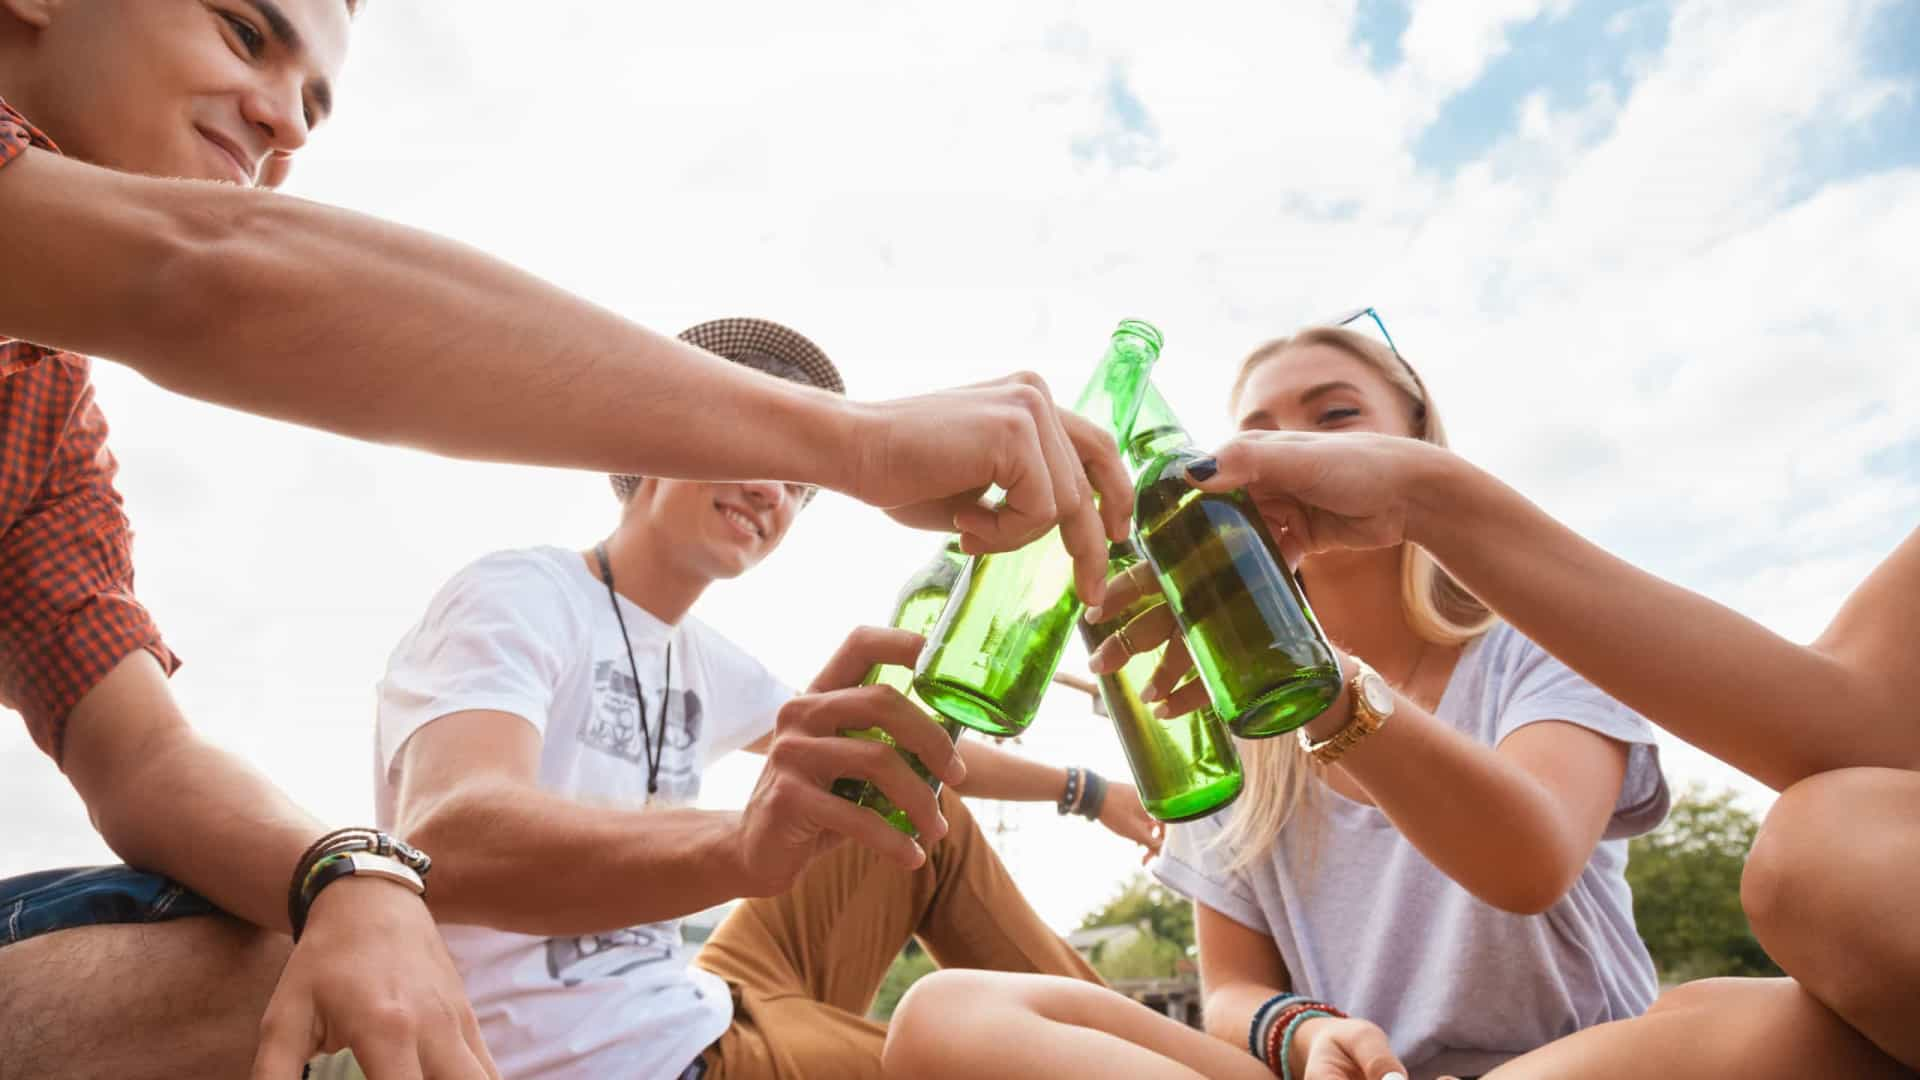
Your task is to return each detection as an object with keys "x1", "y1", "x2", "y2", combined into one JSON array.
[{"x1": 374, "y1": 318, "x2": 1160, "y2": 1080}]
